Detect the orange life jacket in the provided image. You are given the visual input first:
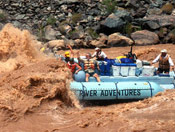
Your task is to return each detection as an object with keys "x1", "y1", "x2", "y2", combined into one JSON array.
[
  {"x1": 67, "y1": 63, "x2": 76, "y2": 73},
  {"x1": 84, "y1": 59, "x2": 95, "y2": 70},
  {"x1": 159, "y1": 55, "x2": 170, "y2": 69}
]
